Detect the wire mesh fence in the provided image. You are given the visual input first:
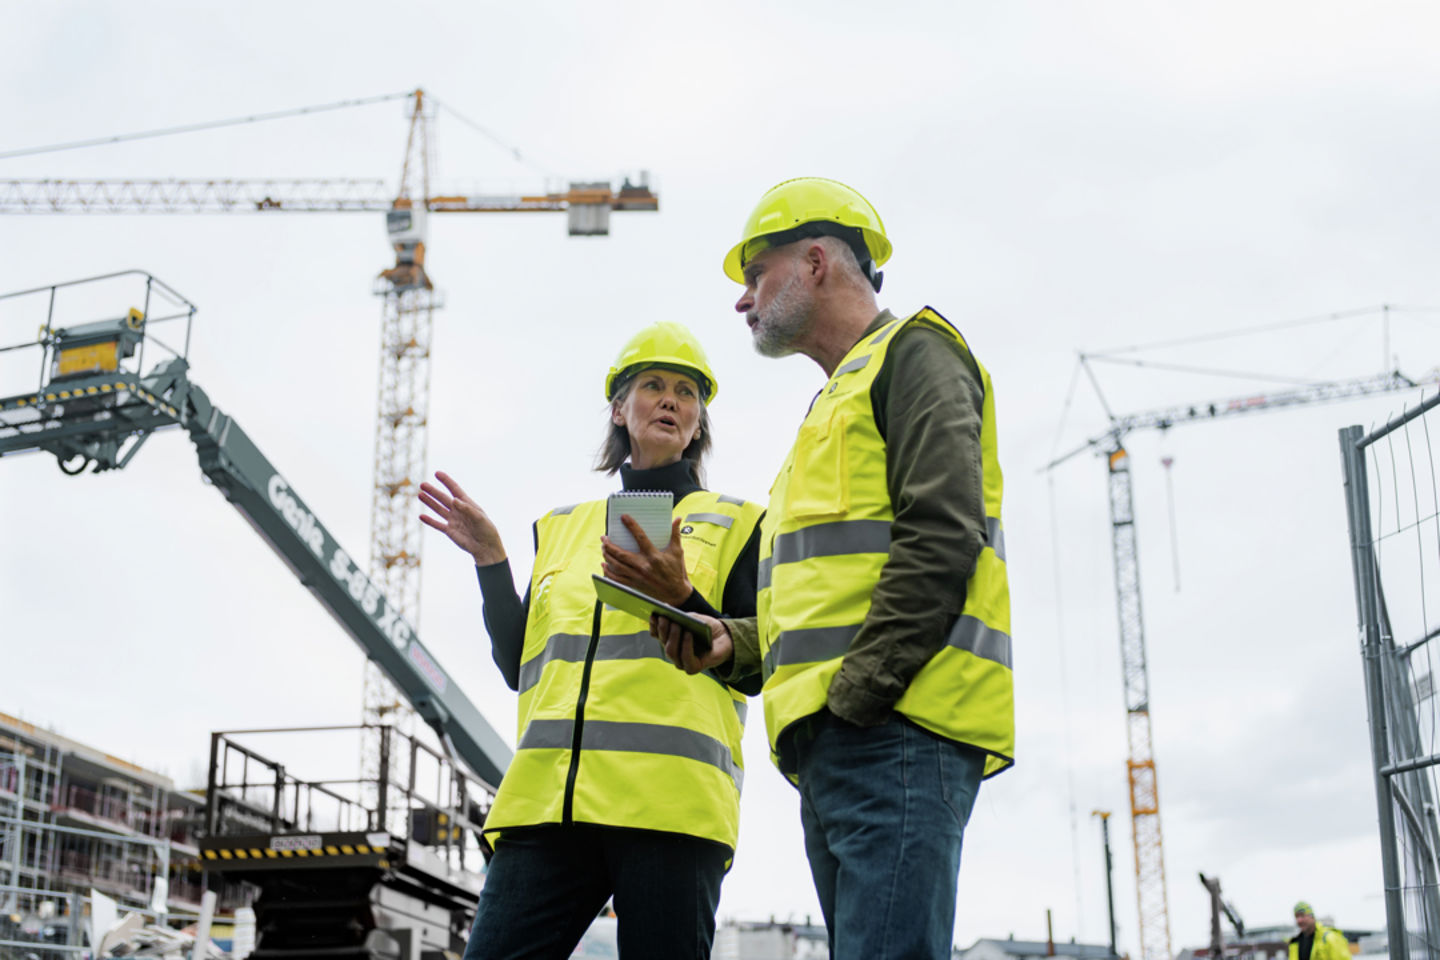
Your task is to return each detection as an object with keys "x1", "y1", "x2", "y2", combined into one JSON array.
[{"x1": 1340, "y1": 390, "x2": 1440, "y2": 960}]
